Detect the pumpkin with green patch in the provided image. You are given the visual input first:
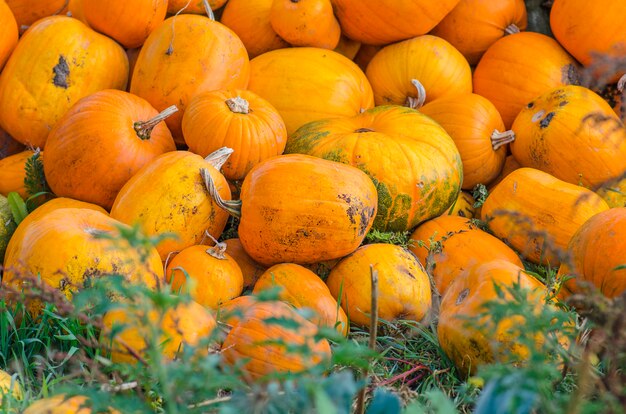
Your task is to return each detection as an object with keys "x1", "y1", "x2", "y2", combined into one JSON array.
[{"x1": 285, "y1": 105, "x2": 463, "y2": 232}]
